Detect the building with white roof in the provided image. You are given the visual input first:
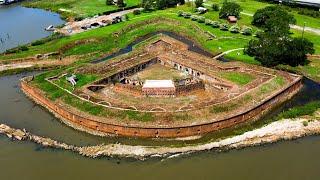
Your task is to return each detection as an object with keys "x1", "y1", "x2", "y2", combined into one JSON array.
[{"x1": 142, "y1": 80, "x2": 176, "y2": 97}]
